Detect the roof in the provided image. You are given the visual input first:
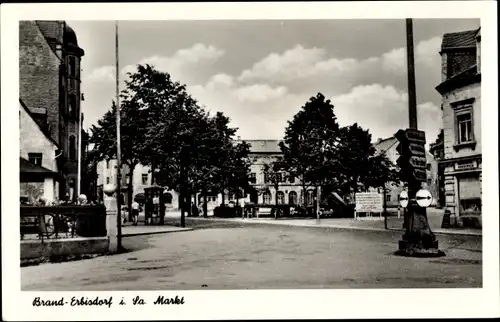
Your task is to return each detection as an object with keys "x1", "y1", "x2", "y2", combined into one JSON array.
[
  {"x1": 373, "y1": 137, "x2": 398, "y2": 155},
  {"x1": 441, "y1": 29, "x2": 479, "y2": 50},
  {"x1": 63, "y1": 24, "x2": 78, "y2": 45},
  {"x1": 20, "y1": 157, "x2": 58, "y2": 177},
  {"x1": 241, "y1": 140, "x2": 283, "y2": 153},
  {"x1": 435, "y1": 64, "x2": 480, "y2": 94},
  {"x1": 19, "y1": 99, "x2": 60, "y2": 148}
]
